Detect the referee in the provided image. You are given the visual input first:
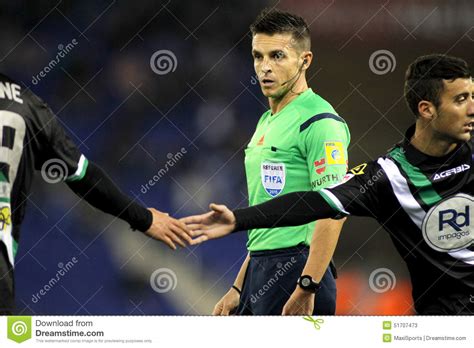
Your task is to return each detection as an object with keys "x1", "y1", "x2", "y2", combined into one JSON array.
[
  {"x1": 0, "y1": 73, "x2": 192, "y2": 314},
  {"x1": 184, "y1": 54, "x2": 474, "y2": 315},
  {"x1": 212, "y1": 9, "x2": 350, "y2": 315}
]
